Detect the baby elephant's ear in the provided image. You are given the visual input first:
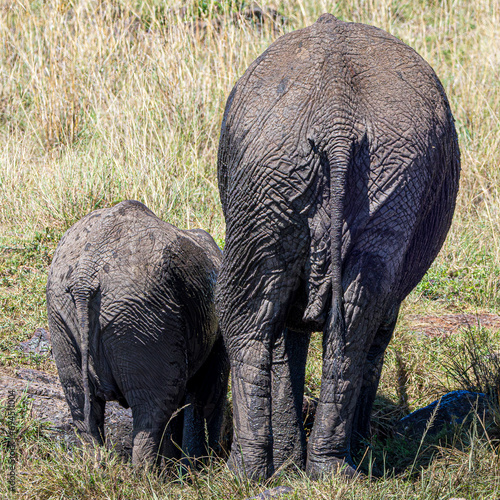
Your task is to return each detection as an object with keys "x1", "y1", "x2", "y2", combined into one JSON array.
[
  {"x1": 316, "y1": 13, "x2": 338, "y2": 24},
  {"x1": 188, "y1": 228, "x2": 211, "y2": 240},
  {"x1": 188, "y1": 229, "x2": 222, "y2": 255}
]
